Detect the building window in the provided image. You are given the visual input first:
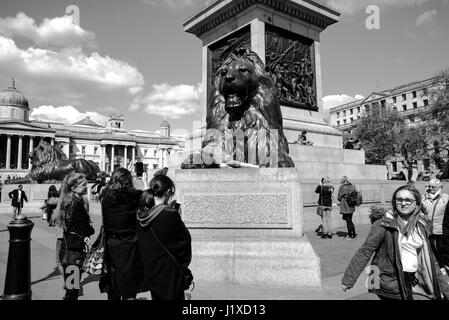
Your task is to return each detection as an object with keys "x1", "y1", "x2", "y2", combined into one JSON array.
[
  {"x1": 402, "y1": 104, "x2": 407, "y2": 111},
  {"x1": 81, "y1": 146, "x2": 86, "y2": 155},
  {"x1": 343, "y1": 119, "x2": 347, "y2": 124},
  {"x1": 350, "y1": 109, "x2": 353, "y2": 115},
  {"x1": 350, "y1": 118, "x2": 354, "y2": 123},
  {"x1": 11, "y1": 108, "x2": 15, "y2": 118},
  {"x1": 413, "y1": 102, "x2": 417, "y2": 109},
  {"x1": 402, "y1": 93, "x2": 407, "y2": 101},
  {"x1": 70, "y1": 144, "x2": 74, "y2": 154},
  {"x1": 343, "y1": 110, "x2": 346, "y2": 116},
  {"x1": 393, "y1": 96, "x2": 397, "y2": 103},
  {"x1": 357, "y1": 107, "x2": 360, "y2": 113},
  {"x1": 412, "y1": 91, "x2": 417, "y2": 98},
  {"x1": 94, "y1": 147, "x2": 98, "y2": 155},
  {"x1": 392, "y1": 162, "x2": 397, "y2": 172},
  {"x1": 144, "y1": 149, "x2": 147, "y2": 156},
  {"x1": 423, "y1": 99, "x2": 429, "y2": 107},
  {"x1": 337, "y1": 120, "x2": 340, "y2": 126},
  {"x1": 365, "y1": 105, "x2": 370, "y2": 112},
  {"x1": 153, "y1": 164, "x2": 158, "y2": 169},
  {"x1": 154, "y1": 150, "x2": 157, "y2": 157},
  {"x1": 337, "y1": 112, "x2": 340, "y2": 118}
]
